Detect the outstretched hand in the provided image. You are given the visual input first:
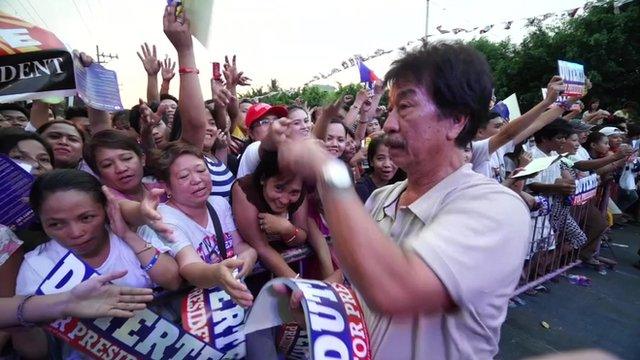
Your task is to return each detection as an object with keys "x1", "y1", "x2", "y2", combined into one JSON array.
[
  {"x1": 213, "y1": 258, "x2": 254, "y2": 308},
  {"x1": 137, "y1": 43, "x2": 161, "y2": 75},
  {"x1": 65, "y1": 270, "x2": 154, "y2": 319}
]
